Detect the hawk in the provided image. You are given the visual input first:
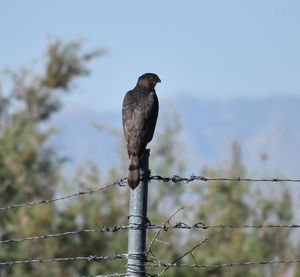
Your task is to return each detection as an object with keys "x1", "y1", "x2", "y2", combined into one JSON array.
[{"x1": 122, "y1": 73, "x2": 160, "y2": 190}]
